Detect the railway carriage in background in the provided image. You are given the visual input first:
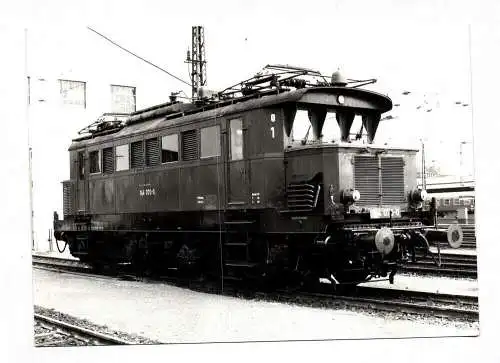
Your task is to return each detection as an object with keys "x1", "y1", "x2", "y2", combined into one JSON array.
[{"x1": 53, "y1": 65, "x2": 462, "y2": 286}]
